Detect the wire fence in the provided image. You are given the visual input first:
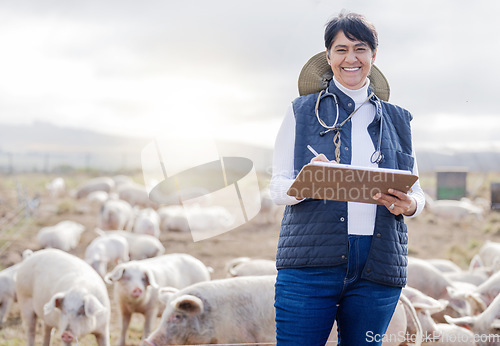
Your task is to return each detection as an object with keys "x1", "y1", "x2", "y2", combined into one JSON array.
[{"x1": 0, "y1": 181, "x2": 40, "y2": 256}]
